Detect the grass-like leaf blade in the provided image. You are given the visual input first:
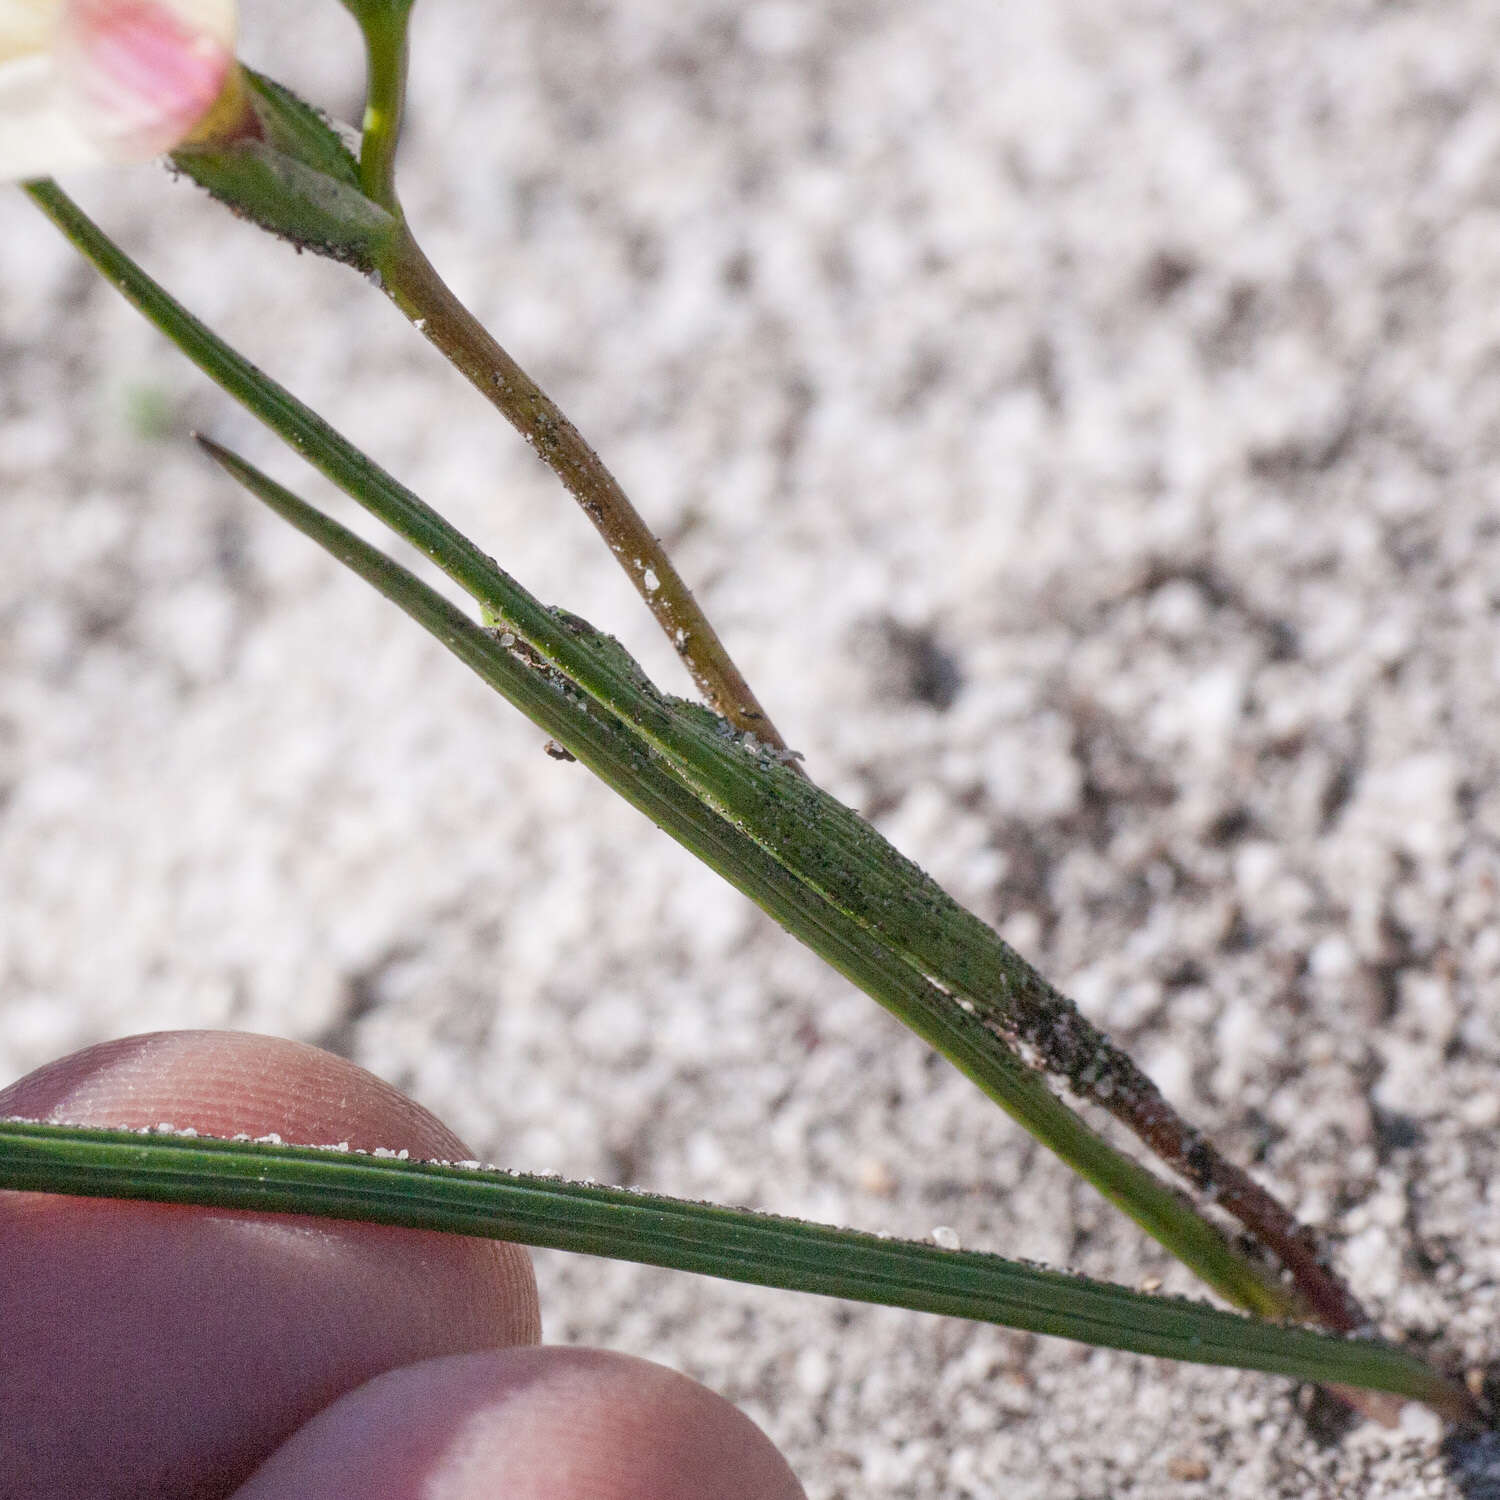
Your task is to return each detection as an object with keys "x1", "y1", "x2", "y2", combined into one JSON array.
[
  {"x1": 22, "y1": 182, "x2": 1452, "y2": 1396},
  {"x1": 0, "y1": 1119, "x2": 1462, "y2": 1411},
  {"x1": 194, "y1": 432, "x2": 1288, "y2": 1322}
]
